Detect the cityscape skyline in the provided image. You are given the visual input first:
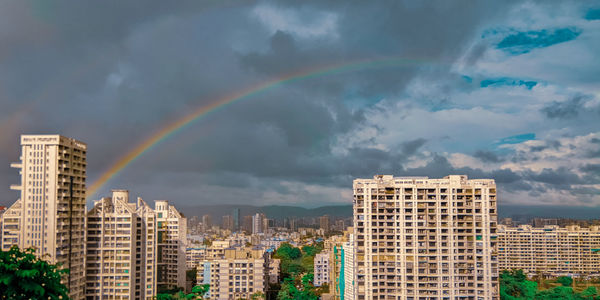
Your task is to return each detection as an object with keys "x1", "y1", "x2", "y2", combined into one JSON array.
[
  {"x1": 2, "y1": 134, "x2": 600, "y2": 299},
  {"x1": 1, "y1": 1, "x2": 599, "y2": 209}
]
